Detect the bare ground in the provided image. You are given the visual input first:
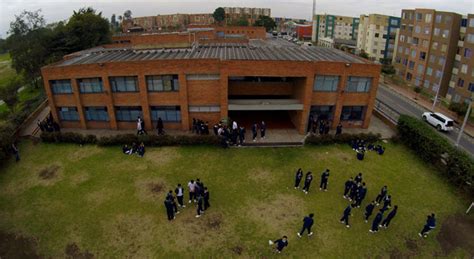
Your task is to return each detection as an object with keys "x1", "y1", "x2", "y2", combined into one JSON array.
[
  {"x1": 436, "y1": 214, "x2": 474, "y2": 256},
  {"x1": 0, "y1": 231, "x2": 40, "y2": 258}
]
